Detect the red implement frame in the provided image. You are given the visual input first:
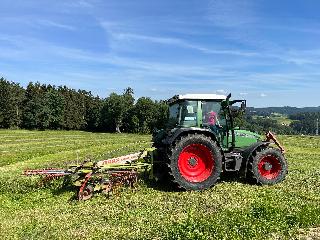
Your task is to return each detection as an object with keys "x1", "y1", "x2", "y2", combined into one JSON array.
[
  {"x1": 265, "y1": 131, "x2": 286, "y2": 153},
  {"x1": 78, "y1": 172, "x2": 93, "y2": 200}
]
